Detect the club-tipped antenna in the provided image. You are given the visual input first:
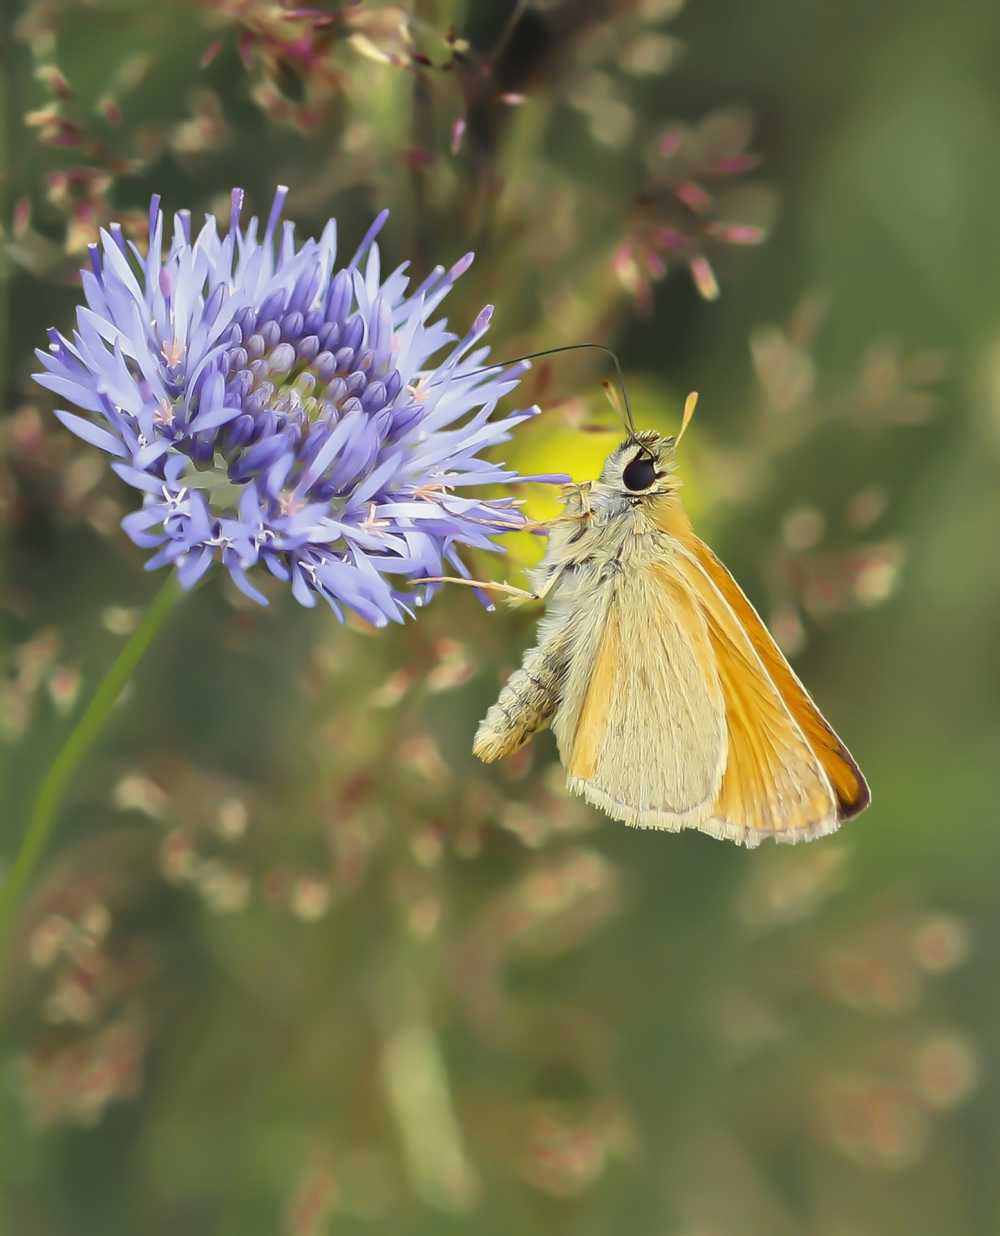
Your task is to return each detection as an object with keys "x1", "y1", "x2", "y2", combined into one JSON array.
[
  {"x1": 676, "y1": 391, "x2": 699, "y2": 445},
  {"x1": 458, "y1": 342, "x2": 636, "y2": 437}
]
